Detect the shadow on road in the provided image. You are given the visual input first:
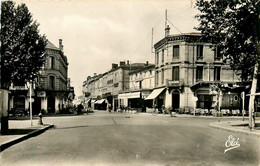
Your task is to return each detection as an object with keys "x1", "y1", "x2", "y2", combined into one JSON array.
[{"x1": 0, "y1": 129, "x2": 37, "y2": 135}]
